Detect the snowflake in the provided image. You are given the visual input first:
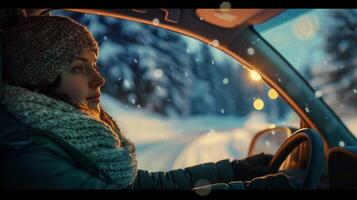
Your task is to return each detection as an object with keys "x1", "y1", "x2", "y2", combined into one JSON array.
[
  {"x1": 315, "y1": 90, "x2": 322, "y2": 98},
  {"x1": 222, "y1": 78, "x2": 229, "y2": 85},
  {"x1": 247, "y1": 47, "x2": 255, "y2": 55},
  {"x1": 305, "y1": 107, "x2": 310, "y2": 113},
  {"x1": 339, "y1": 141, "x2": 345, "y2": 147},
  {"x1": 123, "y1": 80, "x2": 131, "y2": 89},
  {"x1": 152, "y1": 18, "x2": 160, "y2": 25},
  {"x1": 211, "y1": 39, "x2": 219, "y2": 47},
  {"x1": 220, "y1": 108, "x2": 225, "y2": 114},
  {"x1": 153, "y1": 69, "x2": 164, "y2": 79}
]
